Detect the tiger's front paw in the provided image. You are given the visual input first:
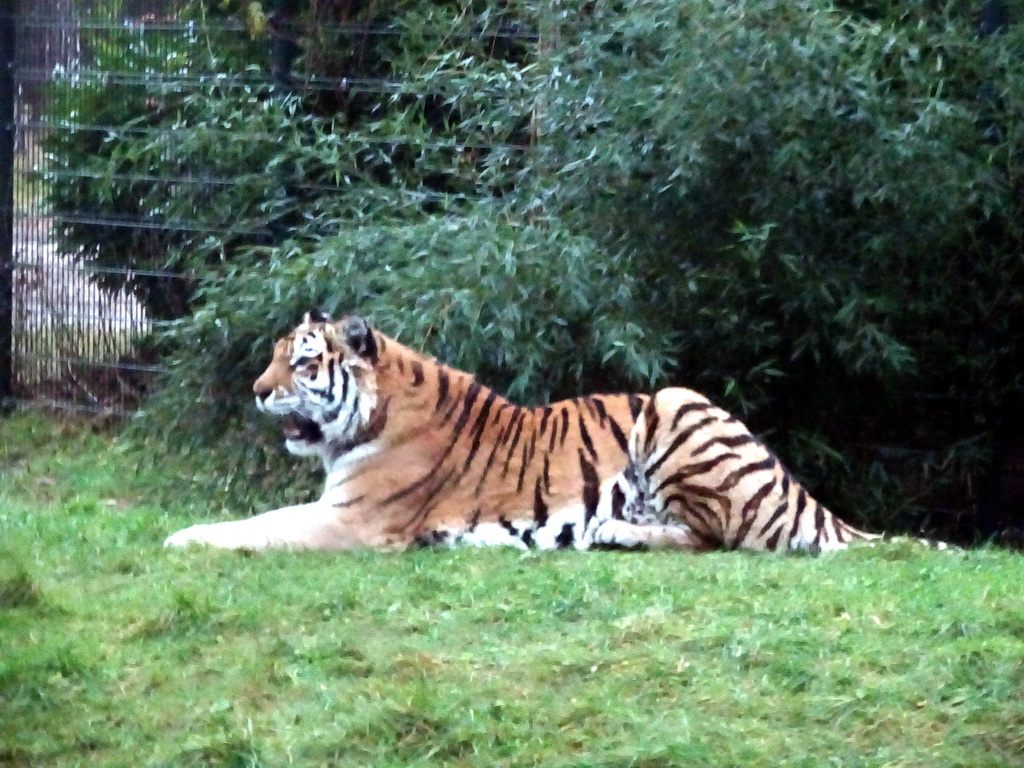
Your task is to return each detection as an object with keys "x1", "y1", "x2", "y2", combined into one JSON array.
[{"x1": 164, "y1": 524, "x2": 214, "y2": 548}]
